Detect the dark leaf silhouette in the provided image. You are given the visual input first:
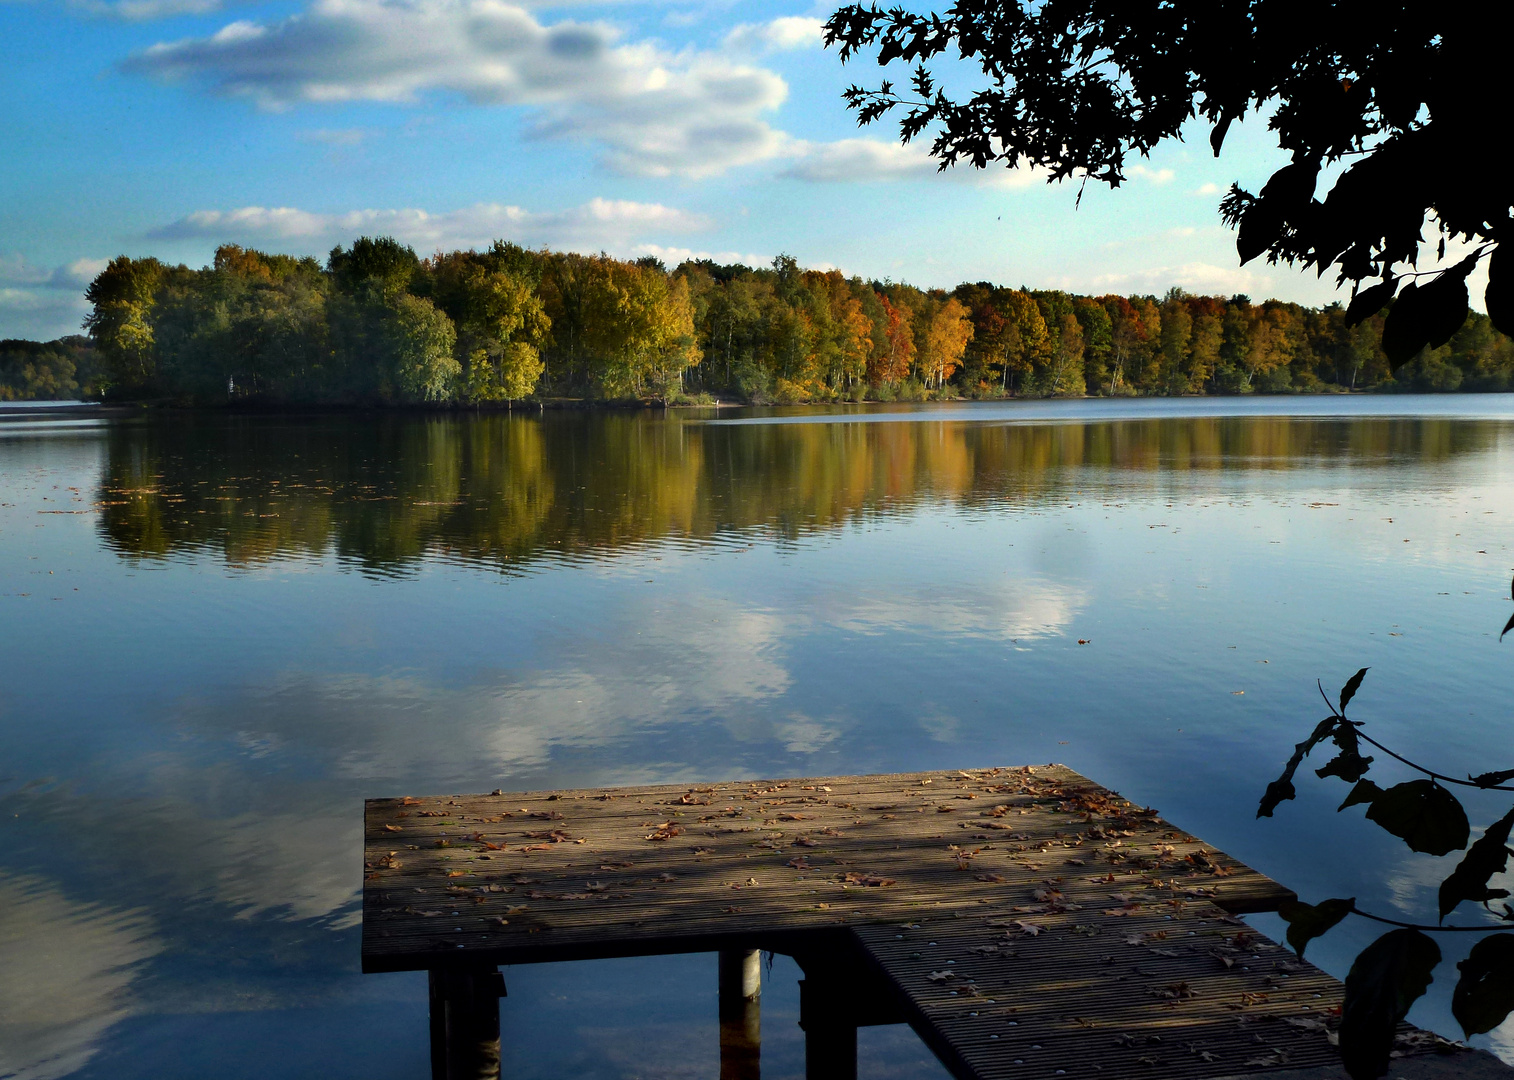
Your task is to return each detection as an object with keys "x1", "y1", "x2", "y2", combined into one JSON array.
[
  {"x1": 1208, "y1": 114, "x2": 1233, "y2": 156},
  {"x1": 1439, "y1": 807, "x2": 1514, "y2": 920},
  {"x1": 1364, "y1": 780, "x2": 1469, "y2": 856},
  {"x1": 1472, "y1": 769, "x2": 1514, "y2": 789},
  {"x1": 1339, "y1": 779, "x2": 1382, "y2": 811},
  {"x1": 1501, "y1": 612, "x2": 1514, "y2": 643},
  {"x1": 1316, "y1": 721, "x2": 1373, "y2": 784},
  {"x1": 1453, "y1": 934, "x2": 1514, "y2": 1037},
  {"x1": 1257, "y1": 716, "x2": 1339, "y2": 817},
  {"x1": 1340, "y1": 929, "x2": 1440, "y2": 1080},
  {"x1": 1488, "y1": 247, "x2": 1512, "y2": 337},
  {"x1": 1237, "y1": 200, "x2": 1286, "y2": 265},
  {"x1": 1380, "y1": 258, "x2": 1476, "y2": 369},
  {"x1": 1339, "y1": 668, "x2": 1369, "y2": 713},
  {"x1": 1344, "y1": 281, "x2": 1397, "y2": 328},
  {"x1": 1277, "y1": 897, "x2": 1354, "y2": 958}
]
